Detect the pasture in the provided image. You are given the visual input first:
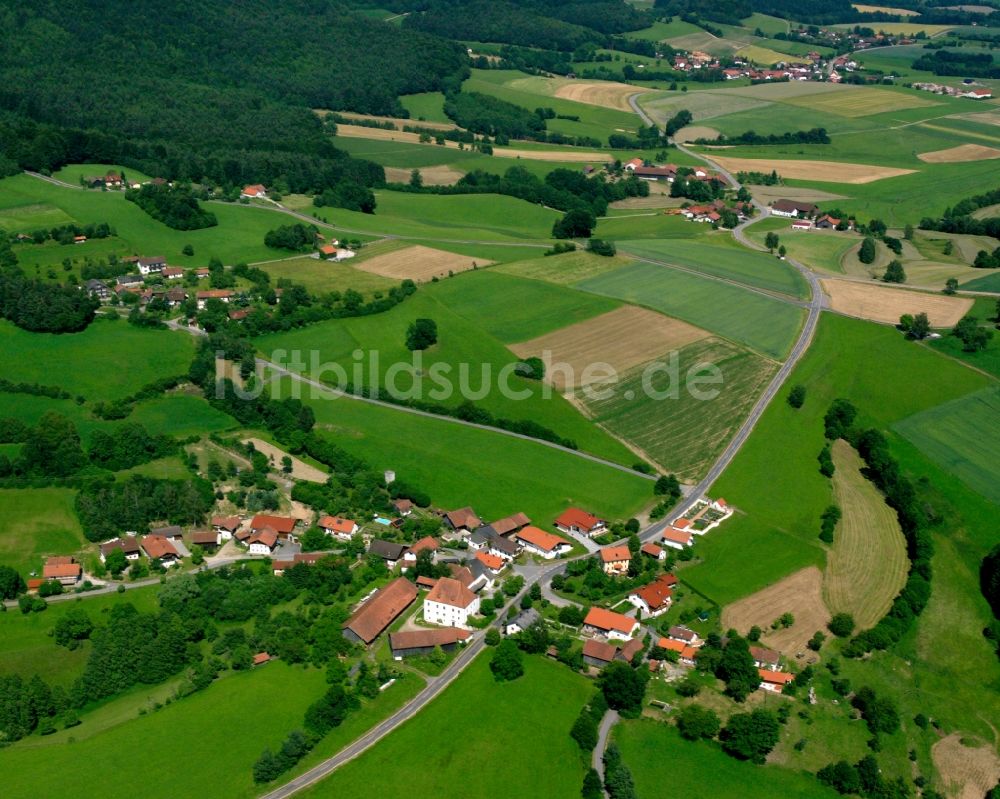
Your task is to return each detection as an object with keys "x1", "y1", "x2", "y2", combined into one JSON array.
[
  {"x1": 576, "y1": 261, "x2": 805, "y2": 360},
  {"x1": 893, "y1": 386, "x2": 1000, "y2": 505},
  {"x1": 509, "y1": 306, "x2": 709, "y2": 390},
  {"x1": 354, "y1": 244, "x2": 491, "y2": 281},
  {"x1": 494, "y1": 250, "x2": 635, "y2": 286},
  {"x1": 577, "y1": 336, "x2": 777, "y2": 479},
  {"x1": 825, "y1": 440, "x2": 909, "y2": 629},
  {"x1": 0, "y1": 202, "x2": 76, "y2": 230},
  {"x1": 707, "y1": 155, "x2": 915, "y2": 184},
  {"x1": 679, "y1": 313, "x2": 989, "y2": 605},
  {"x1": 721, "y1": 566, "x2": 831, "y2": 655},
  {"x1": 749, "y1": 219, "x2": 855, "y2": 274},
  {"x1": 619, "y1": 237, "x2": 811, "y2": 299},
  {"x1": 302, "y1": 656, "x2": 592, "y2": 799},
  {"x1": 784, "y1": 87, "x2": 940, "y2": 117},
  {"x1": 52, "y1": 163, "x2": 156, "y2": 185},
  {"x1": 277, "y1": 376, "x2": 652, "y2": 526},
  {"x1": 820, "y1": 279, "x2": 973, "y2": 327},
  {"x1": 615, "y1": 721, "x2": 841, "y2": 799},
  {"x1": 961, "y1": 271, "x2": 1000, "y2": 291},
  {"x1": 429, "y1": 269, "x2": 619, "y2": 343},
  {"x1": 260, "y1": 253, "x2": 398, "y2": 296},
  {"x1": 399, "y1": 91, "x2": 450, "y2": 123},
  {"x1": 0, "y1": 488, "x2": 85, "y2": 578},
  {"x1": 0, "y1": 318, "x2": 195, "y2": 402}
]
